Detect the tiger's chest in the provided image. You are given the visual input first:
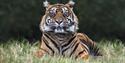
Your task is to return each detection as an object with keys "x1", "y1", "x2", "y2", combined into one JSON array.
[{"x1": 41, "y1": 35, "x2": 88, "y2": 58}]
